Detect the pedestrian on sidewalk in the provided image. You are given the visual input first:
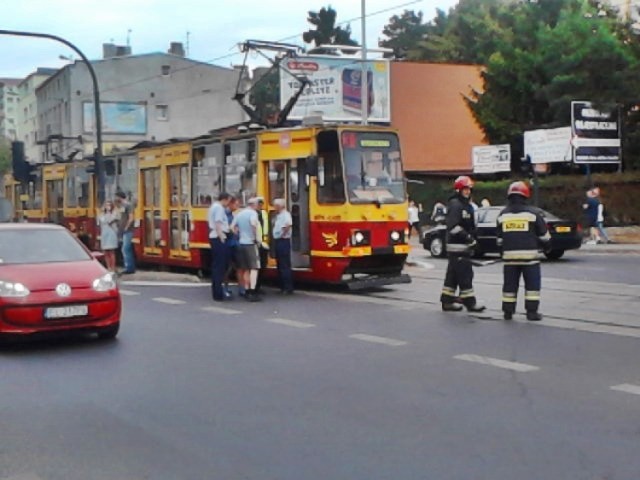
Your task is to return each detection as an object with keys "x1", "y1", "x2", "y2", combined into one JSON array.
[
  {"x1": 223, "y1": 195, "x2": 240, "y2": 298},
  {"x1": 593, "y1": 188, "x2": 612, "y2": 244},
  {"x1": 582, "y1": 188, "x2": 601, "y2": 244},
  {"x1": 497, "y1": 181, "x2": 550, "y2": 321},
  {"x1": 98, "y1": 199, "x2": 119, "y2": 272},
  {"x1": 115, "y1": 191, "x2": 136, "y2": 274},
  {"x1": 440, "y1": 176, "x2": 485, "y2": 313},
  {"x1": 408, "y1": 200, "x2": 420, "y2": 239}
]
